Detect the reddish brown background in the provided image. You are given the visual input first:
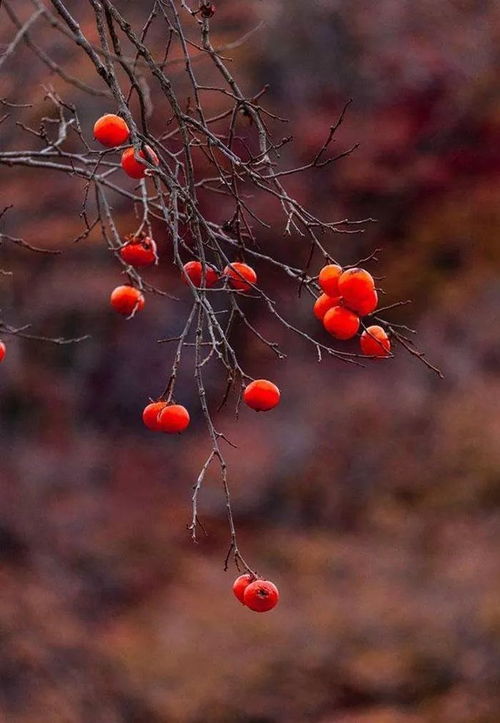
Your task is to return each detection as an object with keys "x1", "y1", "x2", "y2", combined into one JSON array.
[{"x1": 1, "y1": 1, "x2": 500, "y2": 721}]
